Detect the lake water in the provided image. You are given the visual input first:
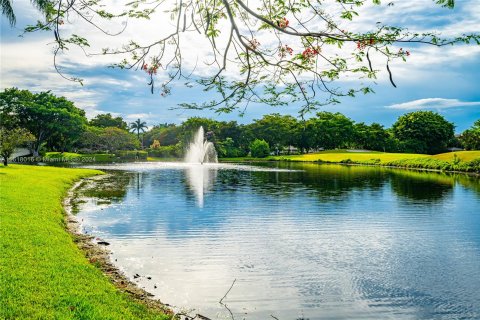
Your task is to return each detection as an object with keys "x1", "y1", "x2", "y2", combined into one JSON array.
[{"x1": 75, "y1": 162, "x2": 480, "y2": 320}]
